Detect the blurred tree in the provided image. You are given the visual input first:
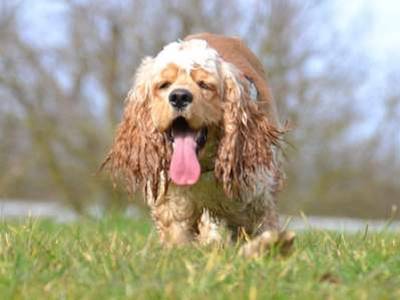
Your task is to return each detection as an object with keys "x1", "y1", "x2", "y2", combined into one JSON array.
[{"x1": 0, "y1": 0, "x2": 398, "y2": 218}]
